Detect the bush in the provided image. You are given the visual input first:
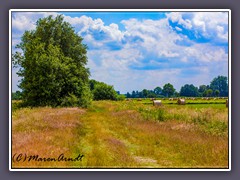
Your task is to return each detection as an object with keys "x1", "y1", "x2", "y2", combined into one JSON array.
[
  {"x1": 117, "y1": 94, "x2": 126, "y2": 101},
  {"x1": 79, "y1": 85, "x2": 93, "y2": 108},
  {"x1": 92, "y1": 83, "x2": 118, "y2": 100}
]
